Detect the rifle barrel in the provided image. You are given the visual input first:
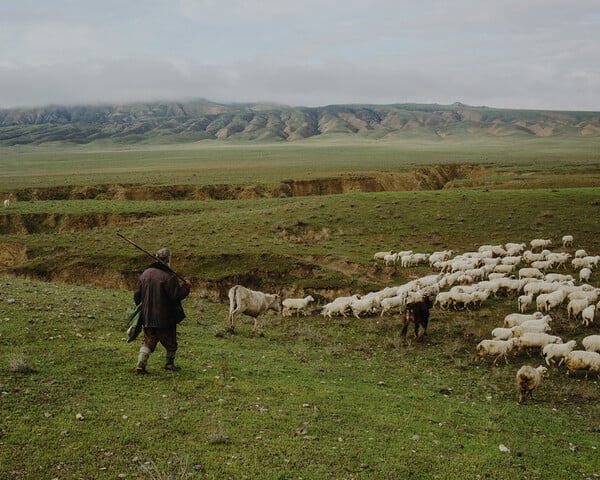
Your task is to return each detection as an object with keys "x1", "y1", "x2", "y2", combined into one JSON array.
[{"x1": 116, "y1": 232, "x2": 187, "y2": 282}]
